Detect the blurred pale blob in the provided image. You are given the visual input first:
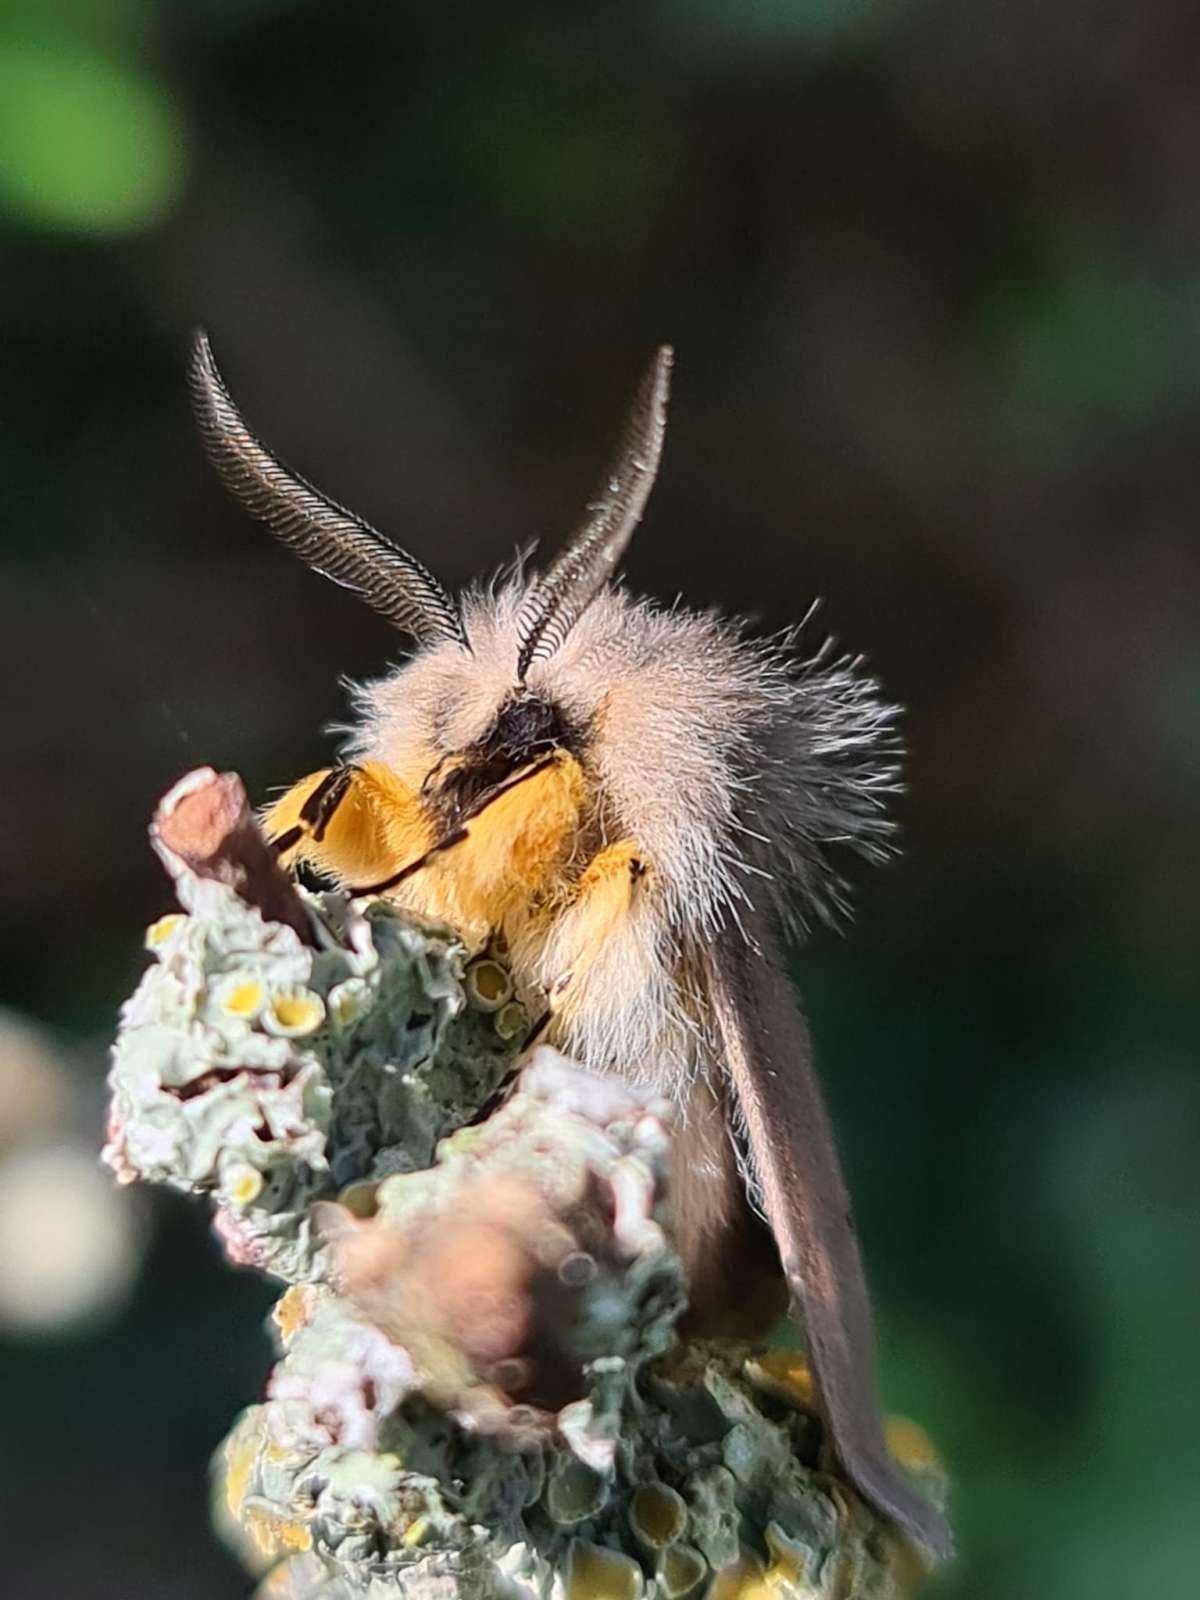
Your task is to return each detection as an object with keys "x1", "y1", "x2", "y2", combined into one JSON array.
[
  {"x1": 0, "y1": 1009, "x2": 141, "y2": 1333},
  {"x1": 0, "y1": 1141, "x2": 140, "y2": 1332},
  {"x1": 0, "y1": 40, "x2": 185, "y2": 233},
  {"x1": 0, "y1": 1006, "x2": 70, "y2": 1150}
]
